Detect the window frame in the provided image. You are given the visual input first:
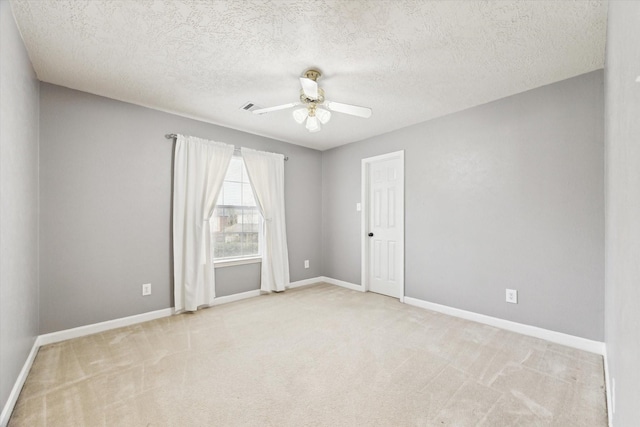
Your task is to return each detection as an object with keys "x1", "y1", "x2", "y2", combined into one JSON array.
[{"x1": 211, "y1": 156, "x2": 263, "y2": 267}]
